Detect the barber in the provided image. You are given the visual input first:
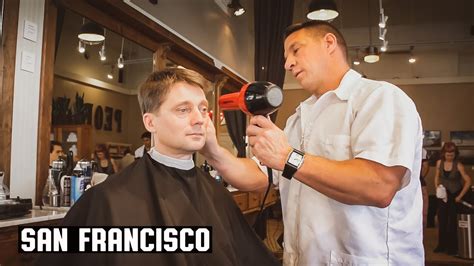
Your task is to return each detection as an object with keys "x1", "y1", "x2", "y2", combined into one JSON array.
[{"x1": 202, "y1": 20, "x2": 424, "y2": 265}]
